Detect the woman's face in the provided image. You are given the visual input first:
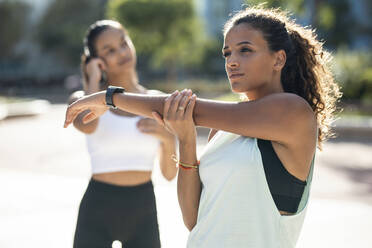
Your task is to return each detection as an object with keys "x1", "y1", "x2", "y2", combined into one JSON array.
[
  {"x1": 223, "y1": 23, "x2": 279, "y2": 94},
  {"x1": 95, "y1": 27, "x2": 136, "y2": 77}
]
